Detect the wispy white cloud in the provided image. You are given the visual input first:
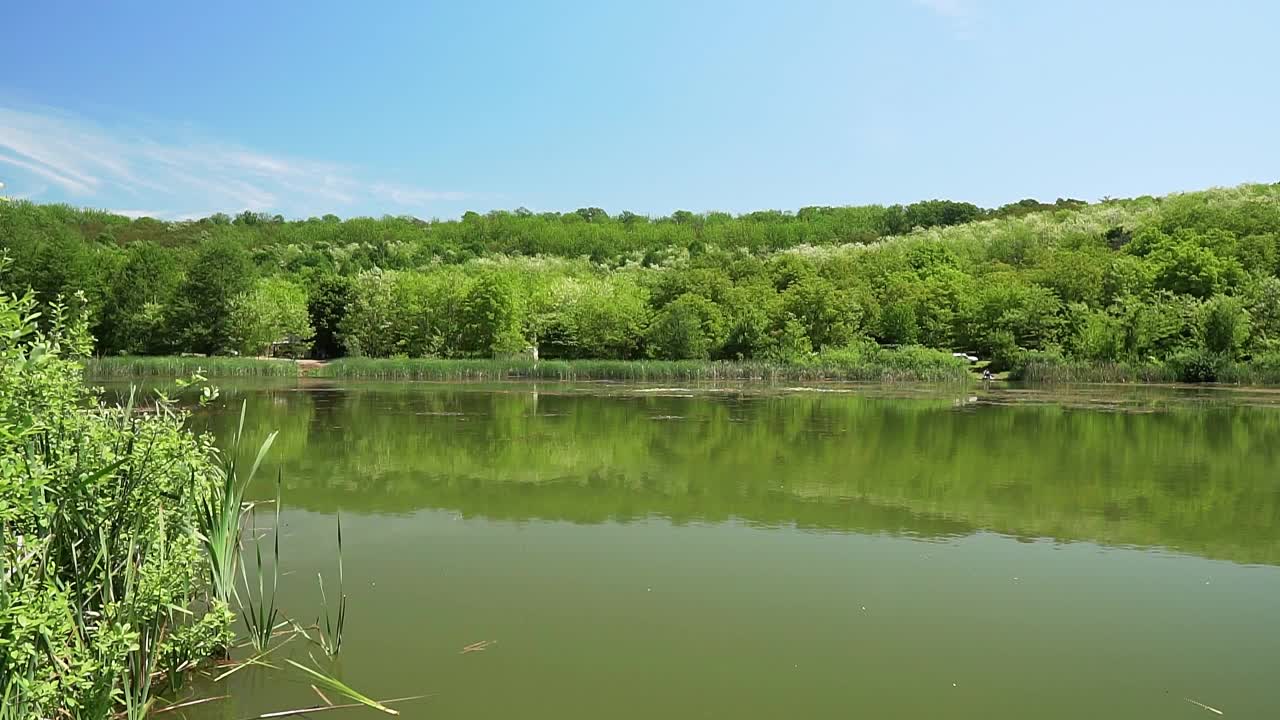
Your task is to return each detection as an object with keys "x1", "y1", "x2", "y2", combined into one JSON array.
[
  {"x1": 369, "y1": 183, "x2": 469, "y2": 206},
  {"x1": 911, "y1": 0, "x2": 978, "y2": 37},
  {"x1": 0, "y1": 151, "x2": 95, "y2": 194},
  {"x1": 912, "y1": 0, "x2": 970, "y2": 18},
  {"x1": 104, "y1": 209, "x2": 169, "y2": 220},
  {"x1": 0, "y1": 104, "x2": 469, "y2": 219}
]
